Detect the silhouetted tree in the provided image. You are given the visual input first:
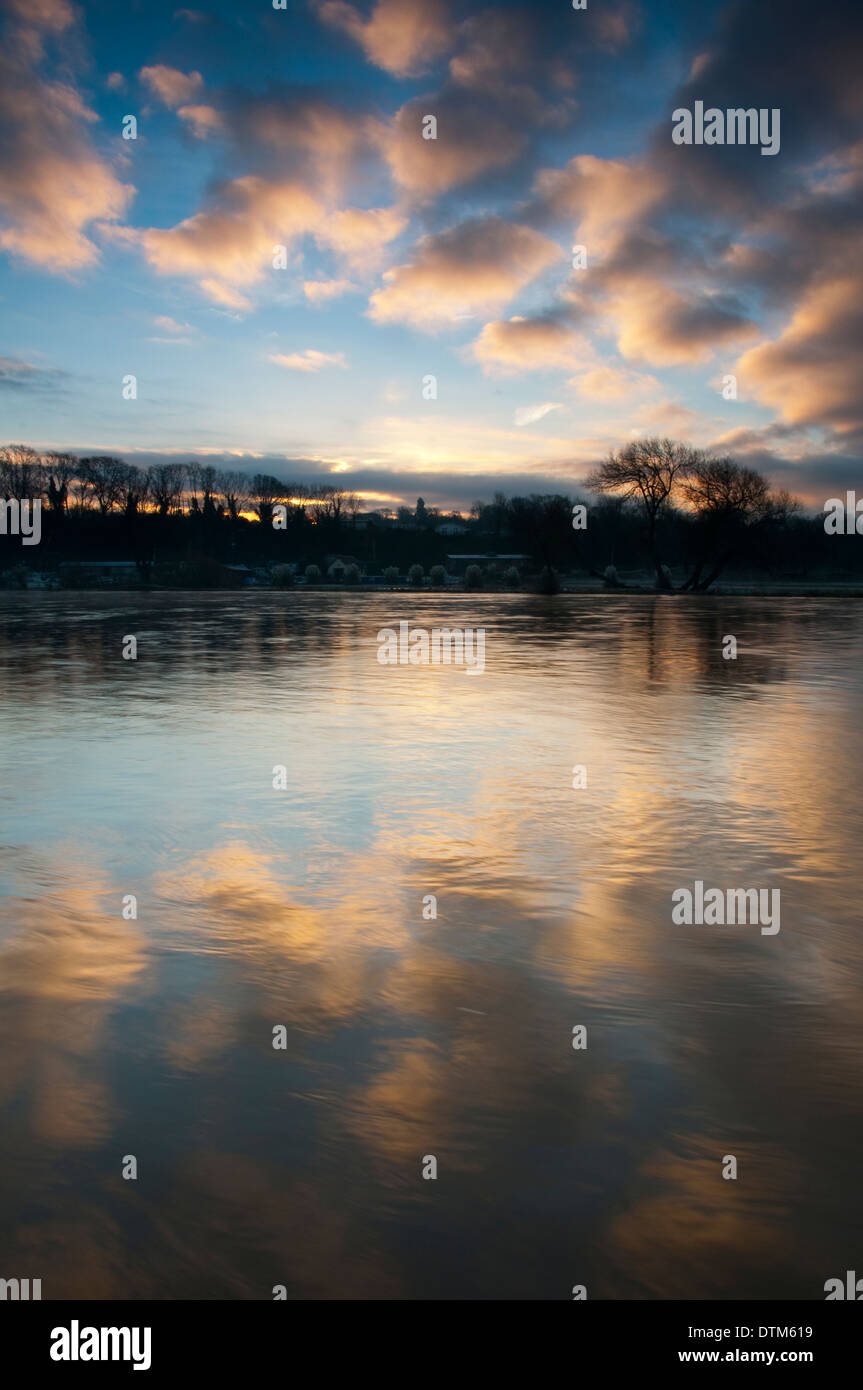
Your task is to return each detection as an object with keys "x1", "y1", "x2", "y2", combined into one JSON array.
[
  {"x1": 249, "y1": 474, "x2": 282, "y2": 525},
  {"x1": 219, "y1": 470, "x2": 250, "y2": 521},
  {"x1": 588, "y1": 438, "x2": 700, "y2": 589},
  {"x1": 681, "y1": 458, "x2": 770, "y2": 591},
  {"x1": 506, "y1": 493, "x2": 574, "y2": 569},
  {"x1": 0, "y1": 444, "x2": 43, "y2": 498},
  {"x1": 79, "y1": 456, "x2": 131, "y2": 515},
  {"x1": 44, "y1": 452, "x2": 76, "y2": 514},
  {"x1": 148, "y1": 463, "x2": 186, "y2": 517}
]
